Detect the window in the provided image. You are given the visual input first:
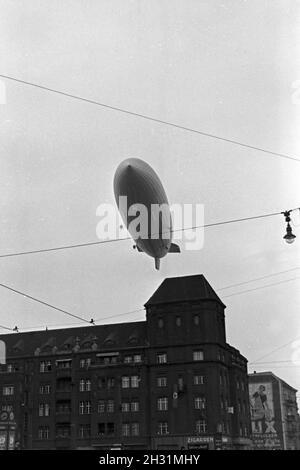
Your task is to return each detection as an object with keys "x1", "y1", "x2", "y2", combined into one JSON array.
[
  {"x1": 220, "y1": 373, "x2": 223, "y2": 386},
  {"x1": 122, "y1": 376, "x2": 130, "y2": 388},
  {"x1": 121, "y1": 402, "x2": 130, "y2": 412},
  {"x1": 38, "y1": 426, "x2": 49, "y2": 440},
  {"x1": 131, "y1": 376, "x2": 140, "y2": 388},
  {"x1": 158, "y1": 422, "x2": 168, "y2": 435},
  {"x1": 196, "y1": 420, "x2": 207, "y2": 434},
  {"x1": 79, "y1": 424, "x2": 91, "y2": 438},
  {"x1": 3, "y1": 386, "x2": 14, "y2": 396},
  {"x1": 193, "y1": 375, "x2": 204, "y2": 385},
  {"x1": 124, "y1": 356, "x2": 132, "y2": 364},
  {"x1": 158, "y1": 318, "x2": 164, "y2": 328},
  {"x1": 132, "y1": 422, "x2": 139, "y2": 436},
  {"x1": 79, "y1": 380, "x2": 85, "y2": 392},
  {"x1": 157, "y1": 397, "x2": 168, "y2": 411},
  {"x1": 193, "y1": 350, "x2": 204, "y2": 361},
  {"x1": 44, "y1": 403, "x2": 50, "y2": 416},
  {"x1": 107, "y1": 423, "x2": 115, "y2": 436},
  {"x1": 40, "y1": 361, "x2": 51, "y2": 373},
  {"x1": 194, "y1": 315, "x2": 200, "y2": 326},
  {"x1": 86, "y1": 401, "x2": 91, "y2": 414},
  {"x1": 56, "y1": 424, "x2": 71, "y2": 438},
  {"x1": 79, "y1": 401, "x2": 85, "y2": 415},
  {"x1": 39, "y1": 403, "x2": 50, "y2": 417},
  {"x1": 107, "y1": 400, "x2": 114, "y2": 413},
  {"x1": 98, "y1": 377, "x2": 106, "y2": 389},
  {"x1": 122, "y1": 423, "x2": 130, "y2": 437},
  {"x1": 98, "y1": 400, "x2": 105, "y2": 413},
  {"x1": 40, "y1": 384, "x2": 51, "y2": 394},
  {"x1": 98, "y1": 423, "x2": 105, "y2": 436},
  {"x1": 133, "y1": 354, "x2": 142, "y2": 363},
  {"x1": 80, "y1": 358, "x2": 91, "y2": 369},
  {"x1": 131, "y1": 401, "x2": 139, "y2": 412},
  {"x1": 157, "y1": 376, "x2": 167, "y2": 387},
  {"x1": 56, "y1": 401, "x2": 71, "y2": 414},
  {"x1": 176, "y1": 316, "x2": 181, "y2": 327},
  {"x1": 56, "y1": 360, "x2": 71, "y2": 369},
  {"x1": 86, "y1": 380, "x2": 91, "y2": 391},
  {"x1": 107, "y1": 377, "x2": 115, "y2": 389},
  {"x1": 178, "y1": 376, "x2": 184, "y2": 391},
  {"x1": 194, "y1": 397, "x2": 206, "y2": 410},
  {"x1": 157, "y1": 353, "x2": 167, "y2": 364},
  {"x1": 7, "y1": 364, "x2": 14, "y2": 373}
]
